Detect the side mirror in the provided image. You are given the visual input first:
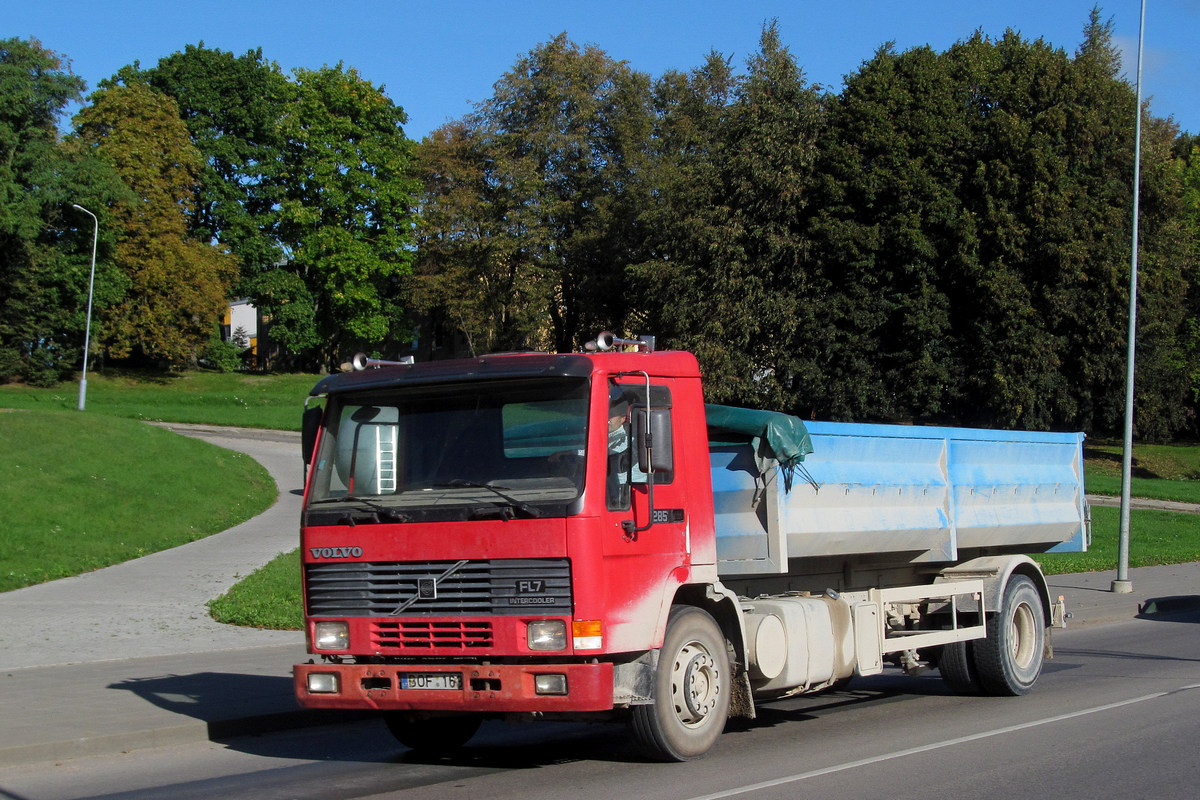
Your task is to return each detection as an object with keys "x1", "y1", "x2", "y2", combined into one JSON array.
[
  {"x1": 633, "y1": 408, "x2": 673, "y2": 475},
  {"x1": 302, "y1": 406, "x2": 323, "y2": 466}
]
